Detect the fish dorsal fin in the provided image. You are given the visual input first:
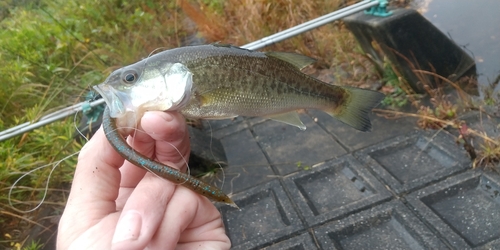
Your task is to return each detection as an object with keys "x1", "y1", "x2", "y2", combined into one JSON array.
[
  {"x1": 211, "y1": 43, "x2": 254, "y2": 53},
  {"x1": 211, "y1": 42, "x2": 232, "y2": 48},
  {"x1": 265, "y1": 111, "x2": 306, "y2": 130},
  {"x1": 265, "y1": 51, "x2": 316, "y2": 70}
]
